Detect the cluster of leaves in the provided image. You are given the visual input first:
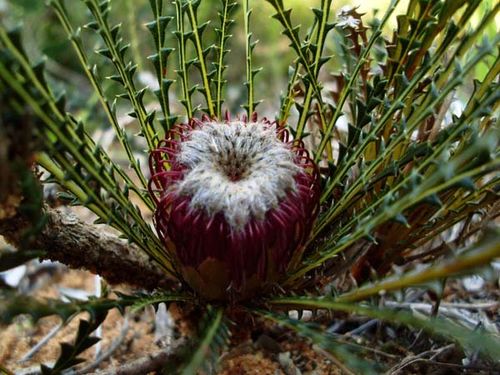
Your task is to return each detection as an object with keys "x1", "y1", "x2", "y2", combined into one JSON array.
[{"x1": 0, "y1": 0, "x2": 499, "y2": 373}]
